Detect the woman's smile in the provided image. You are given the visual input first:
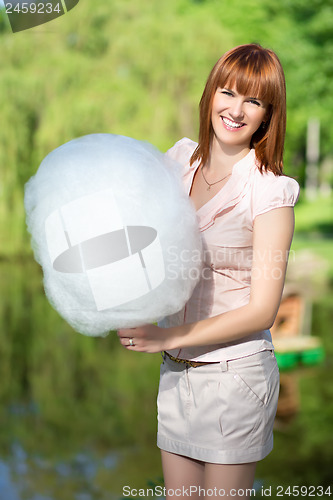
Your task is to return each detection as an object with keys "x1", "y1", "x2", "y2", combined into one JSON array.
[{"x1": 221, "y1": 116, "x2": 245, "y2": 130}]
